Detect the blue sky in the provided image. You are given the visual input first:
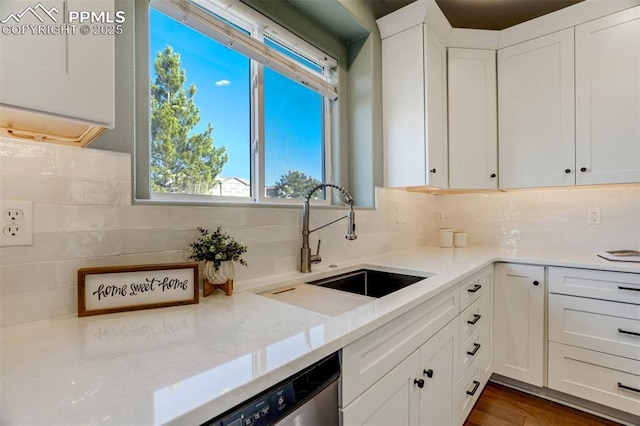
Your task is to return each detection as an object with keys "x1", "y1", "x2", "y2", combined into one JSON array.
[{"x1": 149, "y1": 8, "x2": 323, "y2": 187}]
